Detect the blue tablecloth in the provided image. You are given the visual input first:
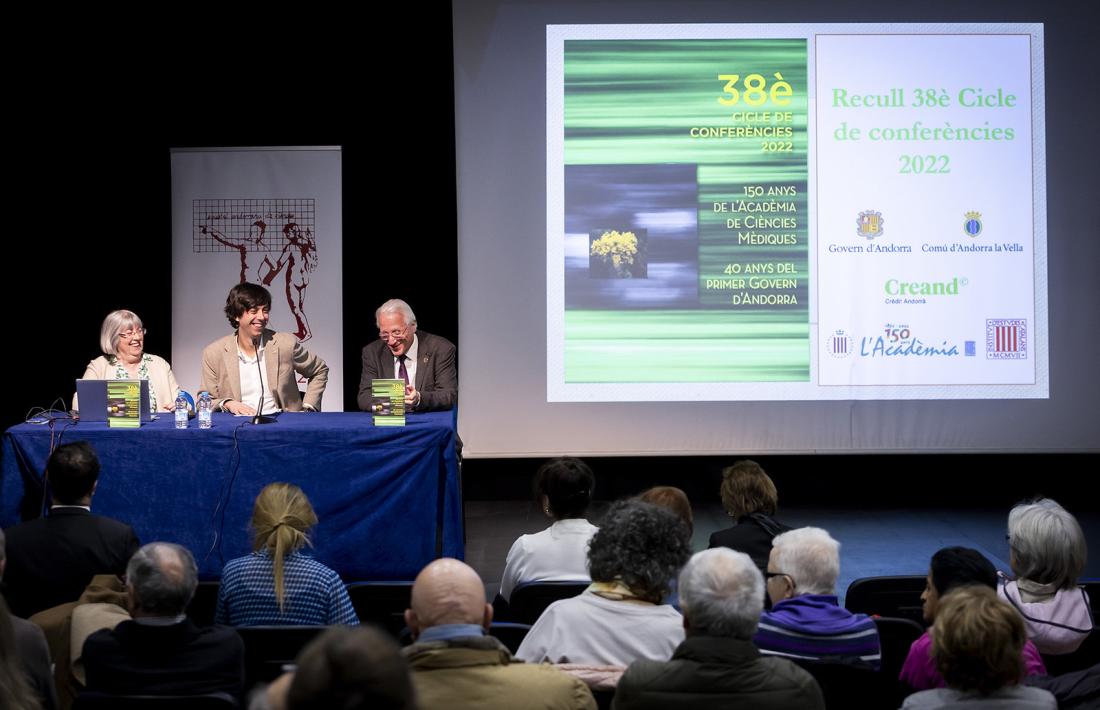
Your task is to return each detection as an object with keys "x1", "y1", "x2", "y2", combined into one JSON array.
[{"x1": 1, "y1": 412, "x2": 462, "y2": 580}]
